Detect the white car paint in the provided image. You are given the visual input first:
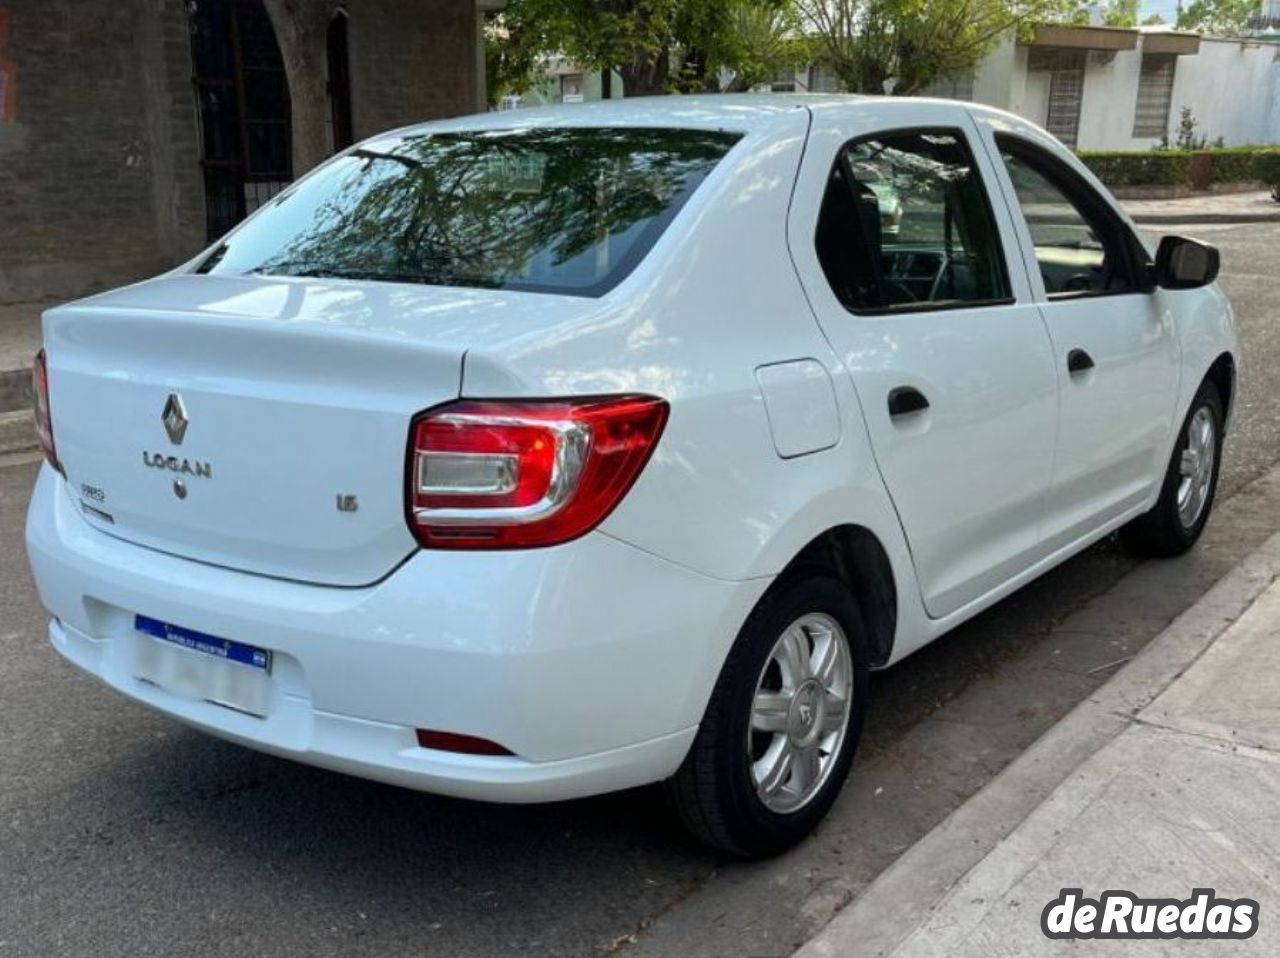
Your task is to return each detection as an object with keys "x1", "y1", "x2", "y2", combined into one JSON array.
[{"x1": 26, "y1": 94, "x2": 1237, "y2": 802}]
